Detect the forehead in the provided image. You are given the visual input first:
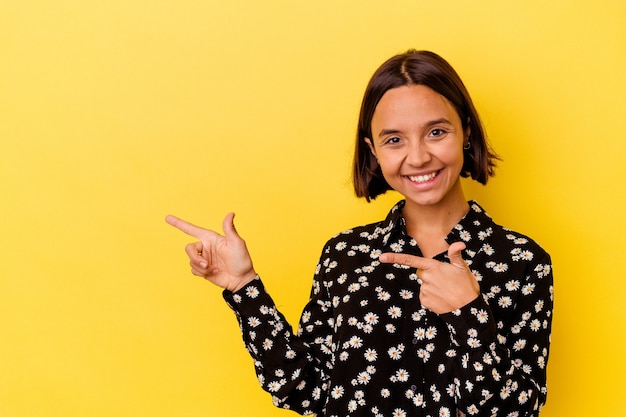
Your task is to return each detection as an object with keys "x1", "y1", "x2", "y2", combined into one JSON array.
[{"x1": 372, "y1": 84, "x2": 460, "y2": 127}]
